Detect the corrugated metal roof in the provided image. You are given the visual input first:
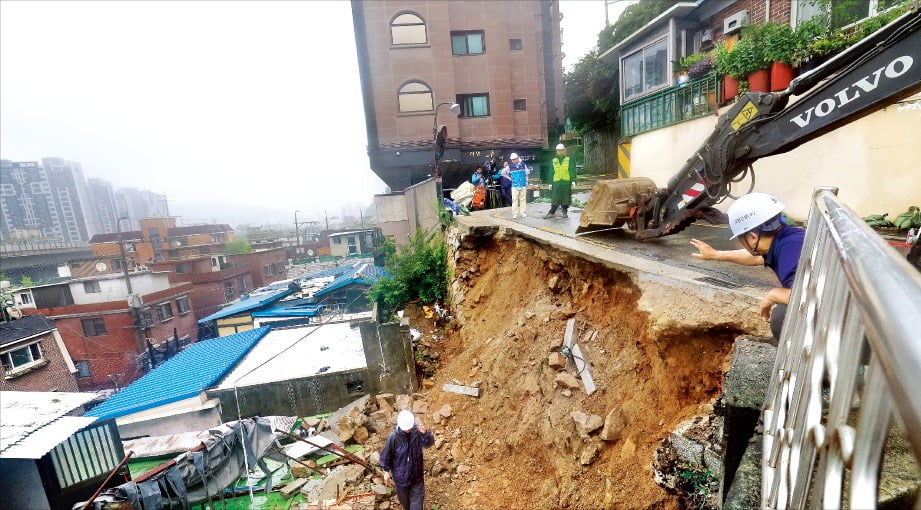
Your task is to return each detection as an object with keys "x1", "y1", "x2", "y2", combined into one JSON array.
[
  {"x1": 197, "y1": 288, "x2": 293, "y2": 324},
  {"x1": 123, "y1": 429, "x2": 212, "y2": 458},
  {"x1": 313, "y1": 263, "x2": 390, "y2": 297},
  {"x1": 1, "y1": 391, "x2": 98, "y2": 455},
  {"x1": 303, "y1": 263, "x2": 358, "y2": 280},
  {"x1": 250, "y1": 299, "x2": 324, "y2": 318},
  {"x1": 1, "y1": 416, "x2": 97, "y2": 459},
  {"x1": 86, "y1": 328, "x2": 270, "y2": 420},
  {"x1": 0, "y1": 315, "x2": 55, "y2": 346}
]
